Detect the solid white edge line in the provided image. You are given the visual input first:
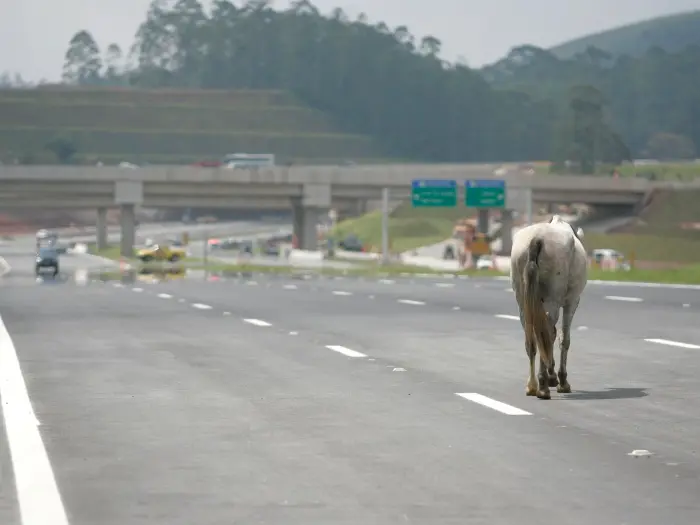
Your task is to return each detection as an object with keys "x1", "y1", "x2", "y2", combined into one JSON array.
[
  {"x1": 644, "y1": 338, "x2": 700, "y2": 349},
  {"x1": 605, "y1": 295, "x2": 643, "y2": 302},
  {"x1": 398, "y1": 299, "x2": 425, "y2": 305},
  {"x1": 325, "y1": 345, "x2": 367, "y2": 358},
  {"x1": 495, "y1": 314, "x2": 519, "y2": 321},
  {"x1": 243, "y1": 318, "x2": 272, "y2": 327},
  {"x1": 192, "y1": 303, "x2": 212, "y2": 310},
  {"x1": 456, "y1": 393, "x2": 531, "y2": 416},
  {"x1": 0, "y1": 315, "x2": 69, "y2": 524}
]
